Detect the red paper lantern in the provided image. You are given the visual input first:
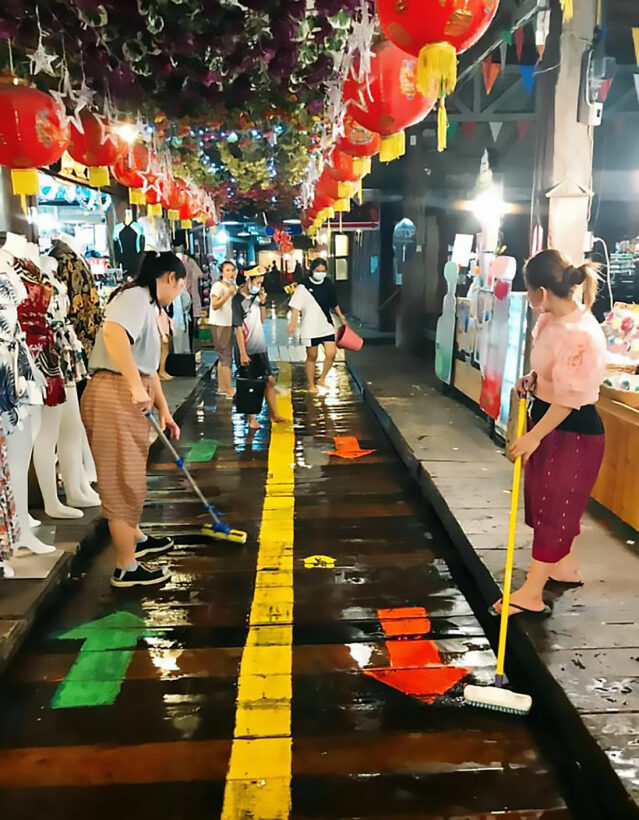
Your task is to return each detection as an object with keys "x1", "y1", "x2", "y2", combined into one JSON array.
[
  {"x1": 337, "y1": 112, "x2": 381, "y2": 158},
  {"x1": 315, "y1": 169, "x2": 341, "y2": 201},
  {"x1": 312, "y1": 192, "x2": 336, "y2": 215},
  {"x1": 325, "y1": 149, "x2": 369, "y2": 183},
  {"x1": 343, "y1": 40, "x2": 436, "y2": 162},
  {"x1": 162, "y1": 177, "x2": 187, "y2": 214},
  {"x1": 377, "y1": 0, "x2": 499, "y2": 150},
  {"x1": 111, "y1": 143, "x2": 149, "y2": 204},
  {"x1": 0, "y1": 80, "x2": 69, "y2": 206},
  {"x1": 69, "y1": 111, "x2": 124, "y2": 187}
]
